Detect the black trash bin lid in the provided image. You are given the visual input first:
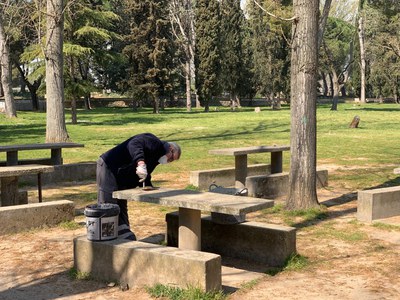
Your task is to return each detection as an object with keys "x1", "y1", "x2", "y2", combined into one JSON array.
[{"x1": 84, "y1": 203, "x2": 120, "y2": 218}]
